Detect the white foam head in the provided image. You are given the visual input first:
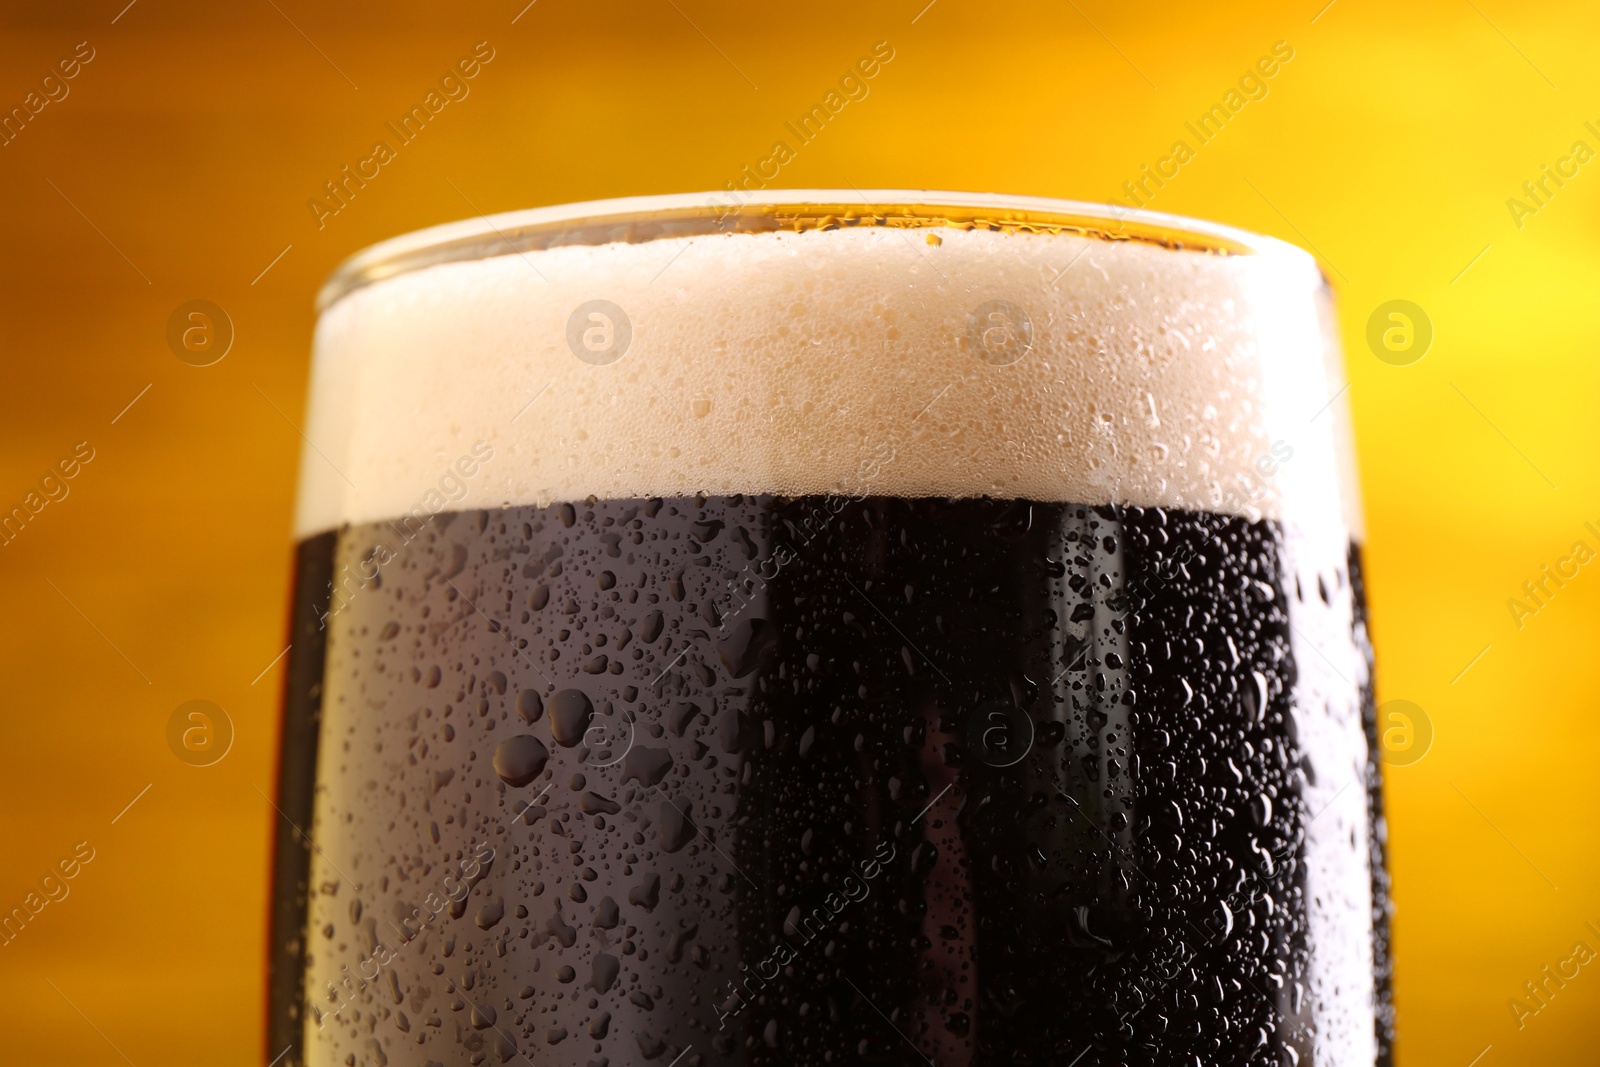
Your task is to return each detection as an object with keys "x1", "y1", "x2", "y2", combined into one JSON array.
[{"x1": 295, "y1": 191, "x2": 1359, "y2": 549}]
